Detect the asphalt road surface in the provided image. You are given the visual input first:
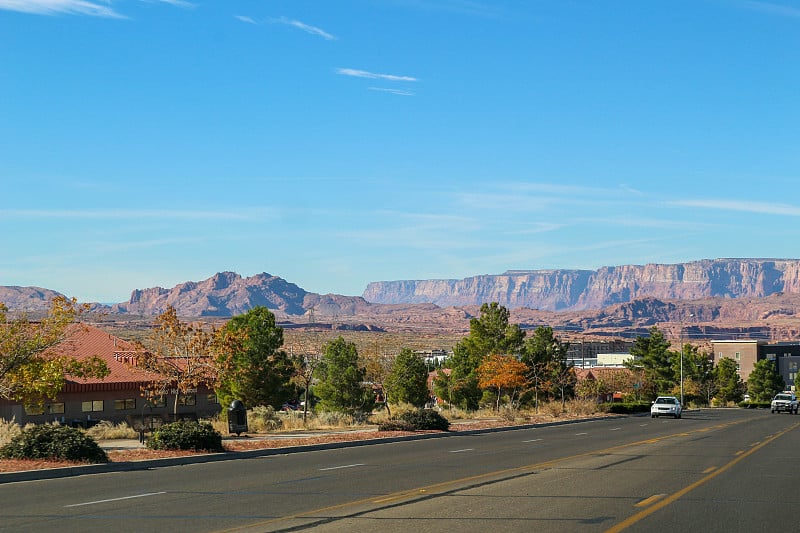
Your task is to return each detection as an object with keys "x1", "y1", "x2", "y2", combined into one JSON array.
[{"x1": 1, "y1": 408, "x2": 798, "y2": 532}]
